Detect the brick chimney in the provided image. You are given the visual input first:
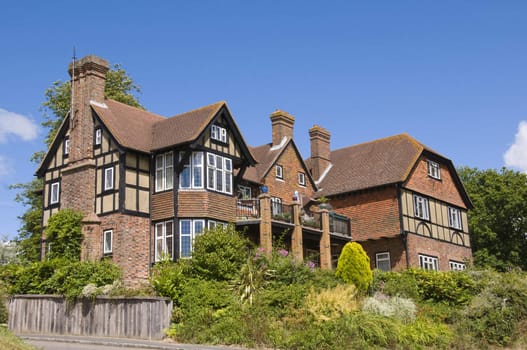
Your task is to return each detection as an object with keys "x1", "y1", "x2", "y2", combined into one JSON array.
[
  {"x1": 309, "y1": 125, "x2": 331, "y2": 181},
  {"x1": 68, "y1": 55, "x2": 109, "y2": 162},
  {"x1": 270, "y1": 110, "x2": 295, "y2": 146}
]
